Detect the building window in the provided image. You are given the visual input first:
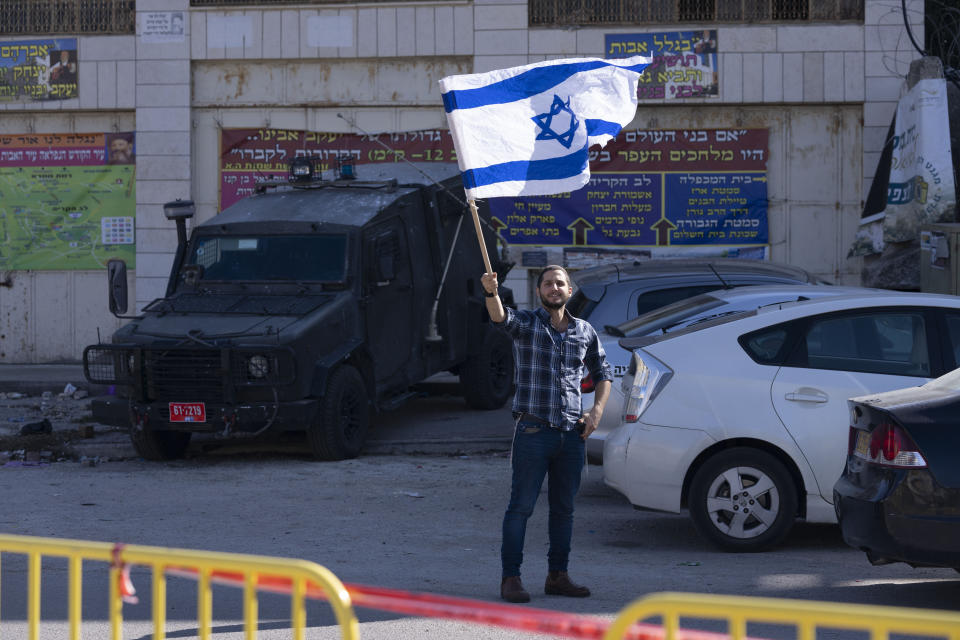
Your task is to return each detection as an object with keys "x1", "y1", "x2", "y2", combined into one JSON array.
[
  {"x1": 529, "y1": 0, "x2": 864, "y2": 26},
  {"x1": 0, "y1": 1, "x2": 135, "y2": 36}
]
